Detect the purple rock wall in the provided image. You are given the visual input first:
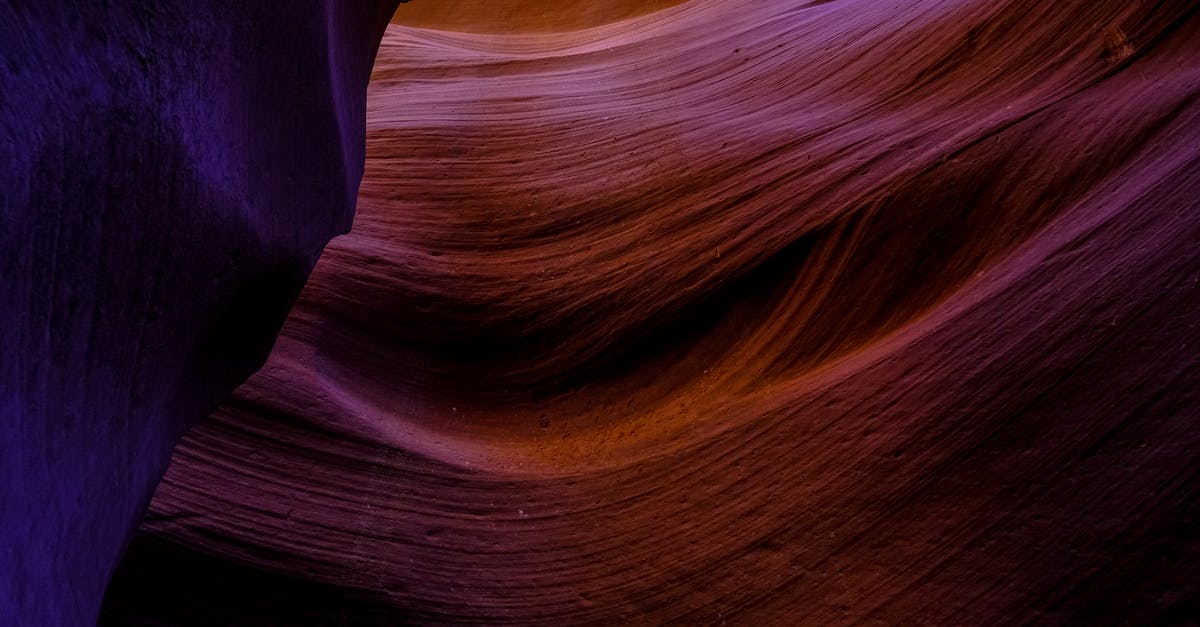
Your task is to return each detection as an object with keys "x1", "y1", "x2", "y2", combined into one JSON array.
[{"x1": 0, "y1": 2, "x2": 398, "y2": 623}]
